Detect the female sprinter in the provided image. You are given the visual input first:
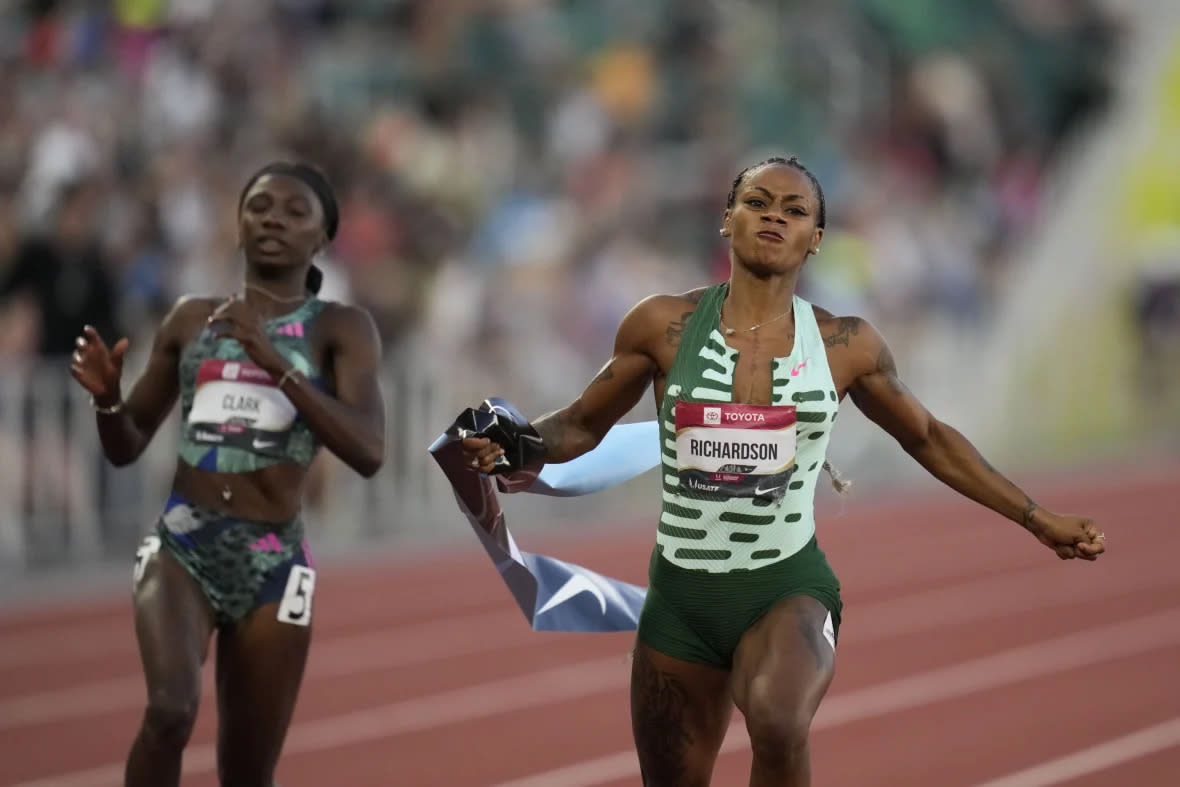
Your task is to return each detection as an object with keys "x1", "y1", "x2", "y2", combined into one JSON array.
[
  {"x1": 461, "y1": 156, "x2": 1106, "y2": 787},
  {"x1": 69, "y1": 161, "x2": 385, "y2": 787}
]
